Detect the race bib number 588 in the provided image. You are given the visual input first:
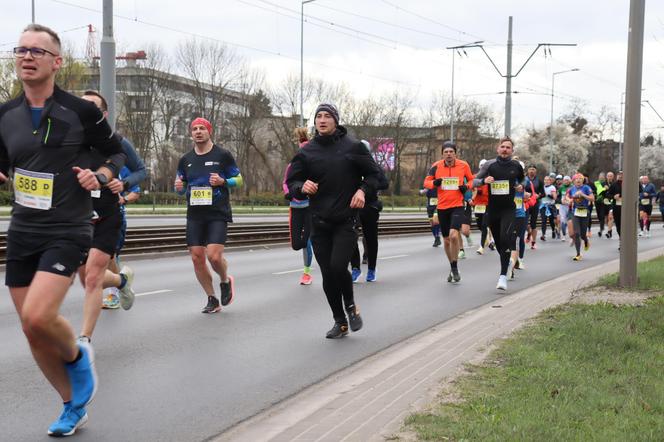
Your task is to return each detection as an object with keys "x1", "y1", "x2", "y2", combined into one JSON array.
[{"x1": 14, "y1": 168, "x2": 54, "y2": 210}]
